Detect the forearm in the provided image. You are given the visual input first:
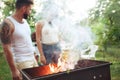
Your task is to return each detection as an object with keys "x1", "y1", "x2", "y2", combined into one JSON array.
[
  {"x1": 3, "y1": 45, "x2": 17, "y2": 72},
  {"x1": 36, "y1": 41, "x2": 44, "y2": 56},
  {"x1": 36, "y1": 40, "x2": 47, "y2": 64}
]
